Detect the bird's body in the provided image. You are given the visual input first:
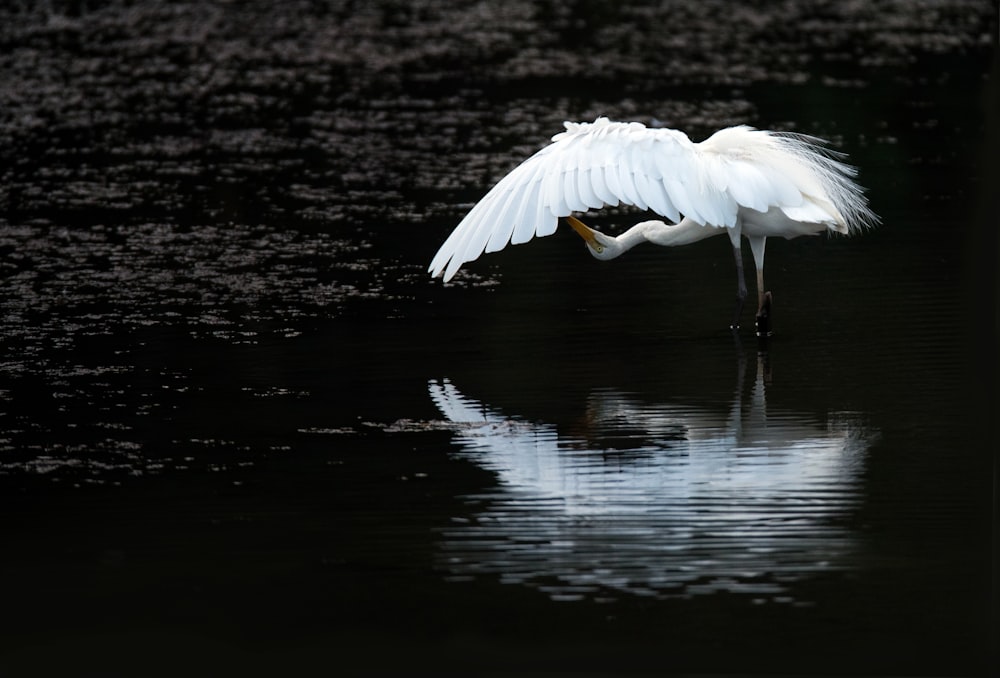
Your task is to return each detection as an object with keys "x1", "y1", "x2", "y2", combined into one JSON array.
[{"x1": 429, "y1": 117, "x2": 877, "y2": 333}]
